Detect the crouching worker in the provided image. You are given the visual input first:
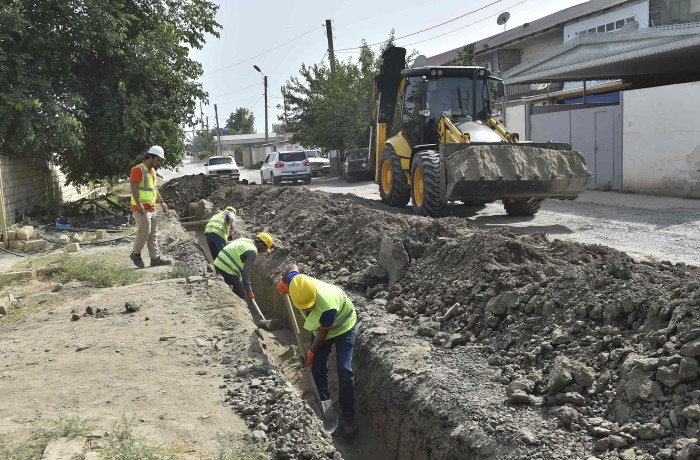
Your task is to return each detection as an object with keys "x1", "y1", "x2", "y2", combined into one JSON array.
[
  {"x1": 204, "y1": 206, "x2": 237, "y2": 261},
  {"x1": 214, "y1": 233, "x2": 273, "y2": 300},
  {"x1": 278, "y1": 266, "x2": 358, "y2": 437}
]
